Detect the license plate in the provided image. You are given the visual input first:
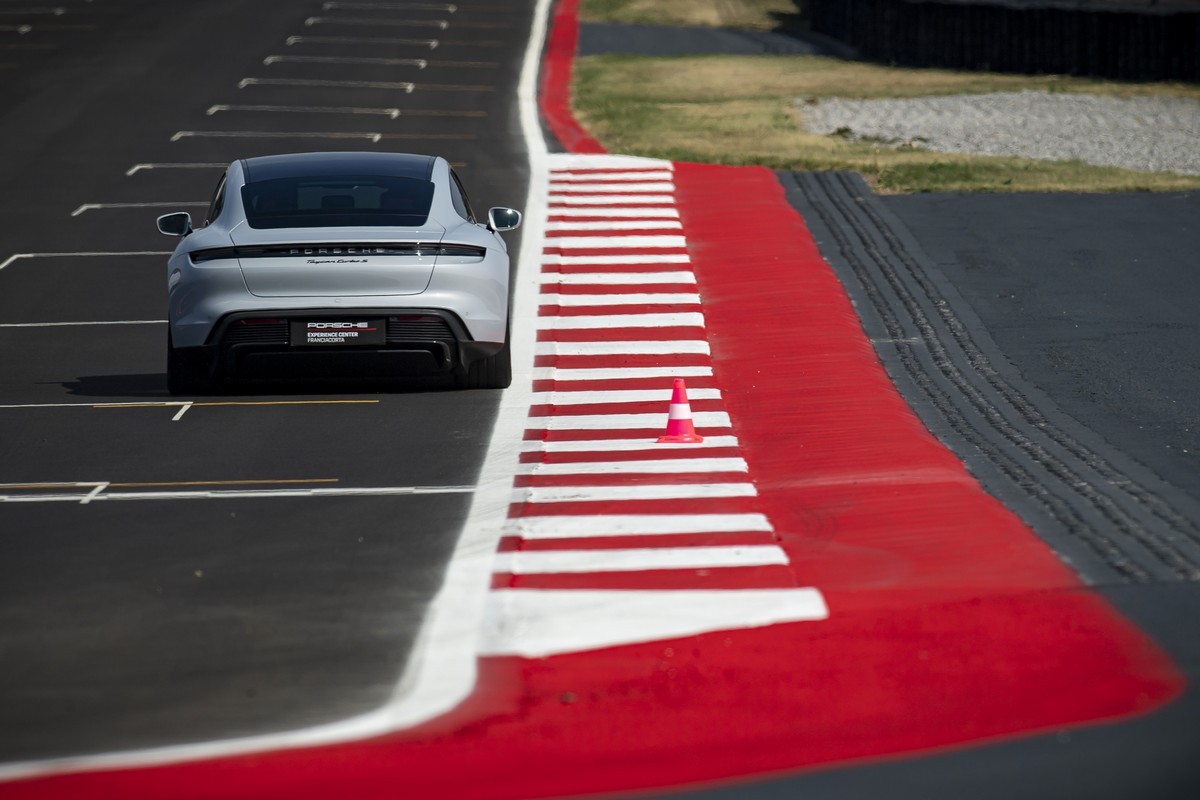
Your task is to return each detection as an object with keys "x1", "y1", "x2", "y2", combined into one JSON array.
[{"x1": 290, "y1": 319, "x2": 386, "y2": 346}]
